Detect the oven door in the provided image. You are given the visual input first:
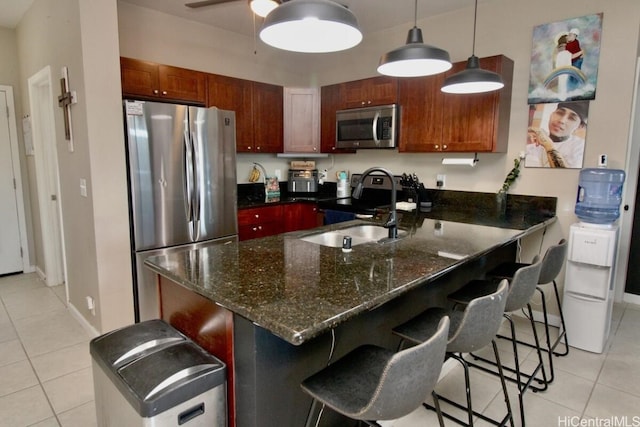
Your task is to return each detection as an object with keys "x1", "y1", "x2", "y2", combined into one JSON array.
[{"x1": 336, "y1": 104, "x2": 397, "y2": 149}]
